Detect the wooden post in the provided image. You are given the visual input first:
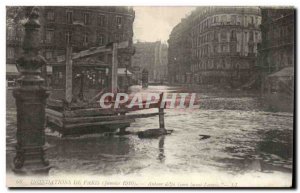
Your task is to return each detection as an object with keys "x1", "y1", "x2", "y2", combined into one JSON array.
[
  {"x1": 158, "y1": 93, "x2": 166, "y2": 132},
  {"x1": 159, "y1": 108, "x2": 165, "y2": 129},
  {"x1": 119, "y1": 112, "x2": 126, "y2": 134},
  {"x1": 65, "y1": 45, "x2": 73, "y2": 103},
  {"x1": 111, "y1": 43, "x2": 118, "y2": 93},
  {"x1": 13, "y1": 7, "x2": 51, "y2": 175}
]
